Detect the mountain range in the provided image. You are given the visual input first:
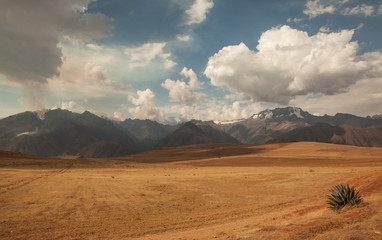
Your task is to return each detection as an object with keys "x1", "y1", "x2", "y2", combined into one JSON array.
[{"x1": 0, "y1": 107, "x2": 381, "y2": 157}]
